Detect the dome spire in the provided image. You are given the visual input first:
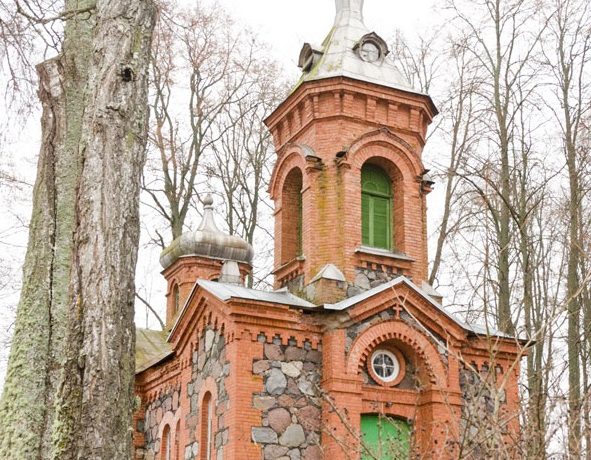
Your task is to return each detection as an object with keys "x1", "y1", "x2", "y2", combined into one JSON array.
[
  {"x1": 197, "y1": 193, "x2": 221, "y2": 233},
  {"x1": 295, "y1": 0, "x2": 414, "y2": 93},
  {"x1": 334, "y1": 0, "x2": 364, "y2": 25}
]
